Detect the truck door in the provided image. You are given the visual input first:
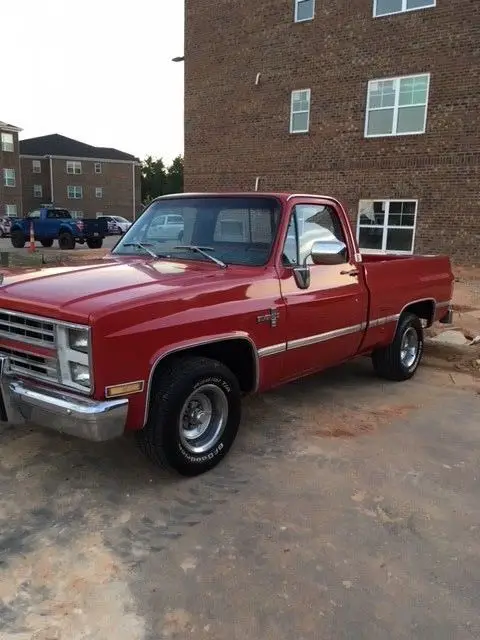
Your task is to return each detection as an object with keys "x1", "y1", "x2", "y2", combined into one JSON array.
[
  {"x1": 26, "y1": 210, "x2": 42, "y2": 238},
  {"x1": 278, "y1": 199, "x2": 369, "y2": 380}
]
